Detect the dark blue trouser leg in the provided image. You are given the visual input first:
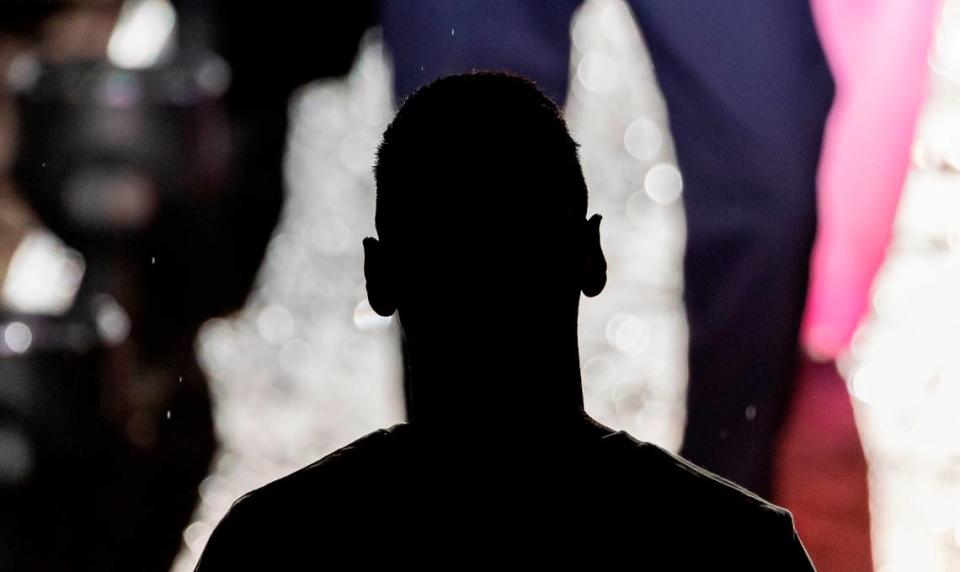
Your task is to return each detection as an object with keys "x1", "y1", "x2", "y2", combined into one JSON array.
[
  {"x1": 626, "y1": 0, "x2": 834, "y2": 497},
  {"x1": 381, "y1": 0, "x2": 581, "y2": 106}
]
